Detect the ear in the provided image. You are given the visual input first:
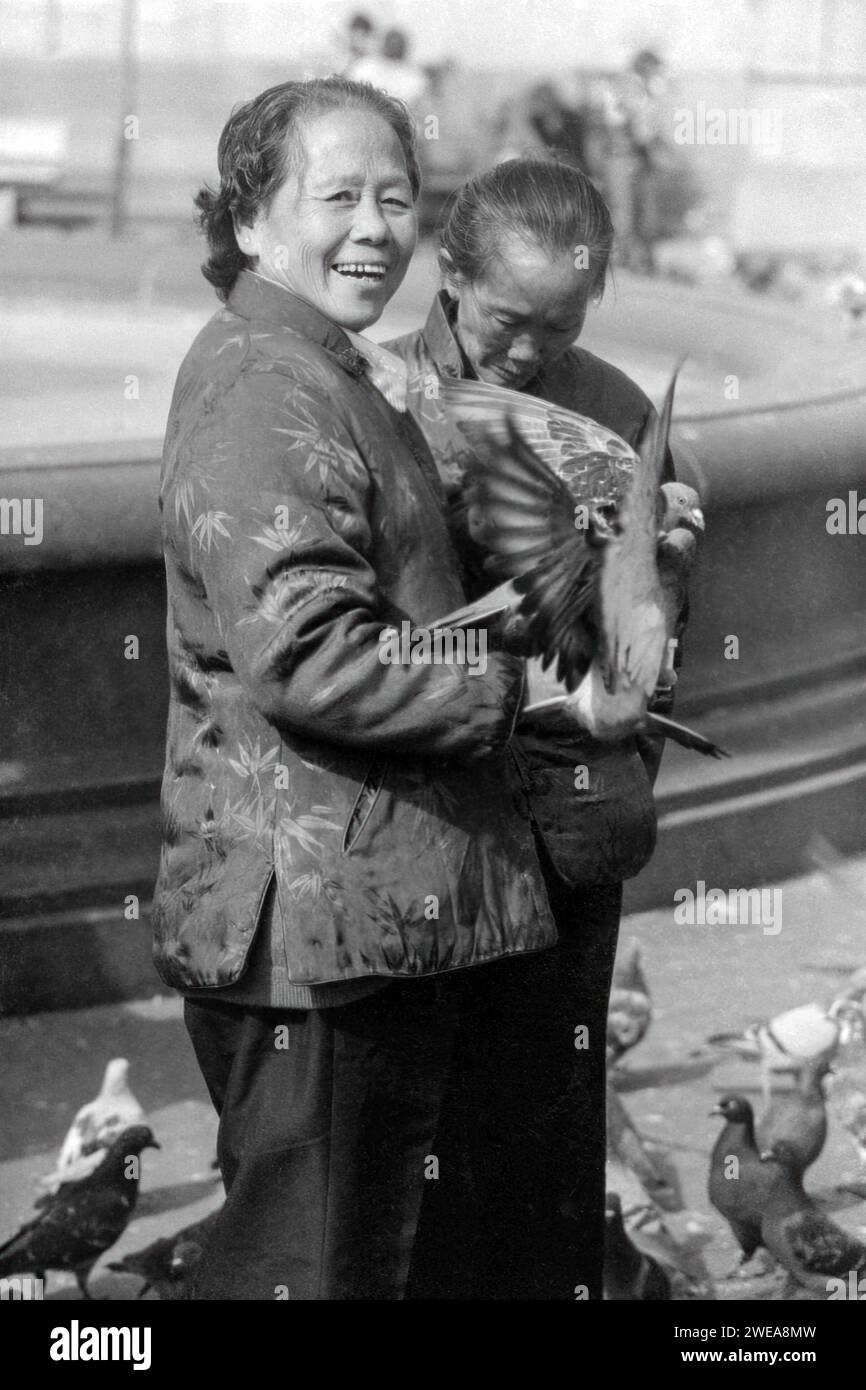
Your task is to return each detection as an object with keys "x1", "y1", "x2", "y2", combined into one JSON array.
[{"x1": 233, "y1": 216, "x2": 261, "y2": 259}]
